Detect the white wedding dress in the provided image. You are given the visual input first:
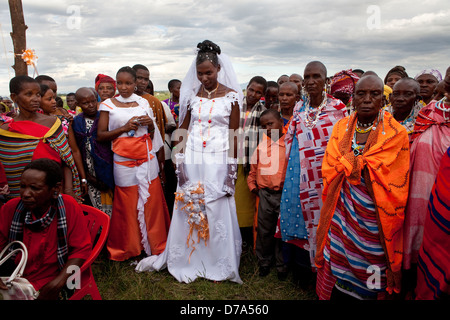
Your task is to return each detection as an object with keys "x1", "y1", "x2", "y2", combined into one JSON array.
[{"x1": 136, "y1": 92, "x2": 243, "y2": 284}]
